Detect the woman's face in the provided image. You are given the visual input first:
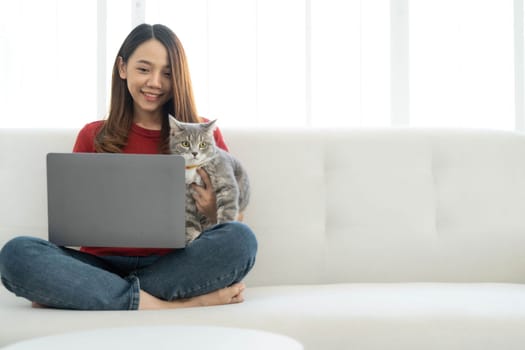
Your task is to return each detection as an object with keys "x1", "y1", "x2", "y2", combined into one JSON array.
[{"x1": 118, "y1": 39, "x2": 173, "y2": 121}]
